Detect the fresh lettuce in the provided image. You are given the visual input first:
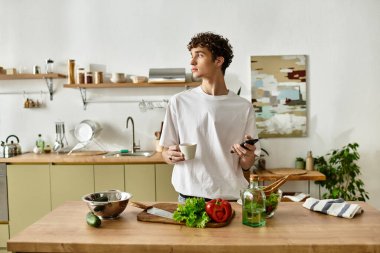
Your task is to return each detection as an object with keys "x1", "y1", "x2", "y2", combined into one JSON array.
[{"x1": 173, "y1": 198, "x2": 210, "y2": 228}]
